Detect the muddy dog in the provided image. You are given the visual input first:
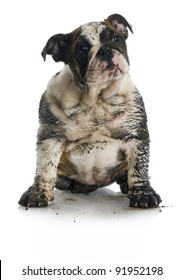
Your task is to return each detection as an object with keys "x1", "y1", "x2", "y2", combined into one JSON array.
[{"x1": 19, "y1": 14, "x2": 162, "y2": 208}]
